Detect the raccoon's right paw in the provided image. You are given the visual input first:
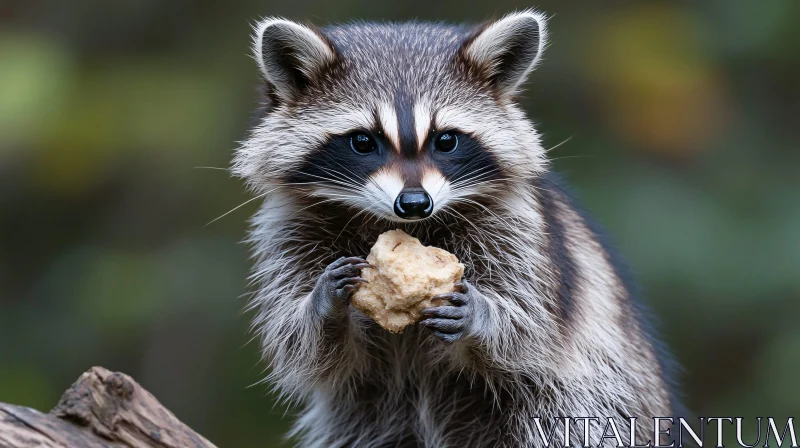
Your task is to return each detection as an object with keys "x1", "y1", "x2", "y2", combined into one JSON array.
[{"x1": 310, "y1": 256, "x2": 369, "y2": 318}]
